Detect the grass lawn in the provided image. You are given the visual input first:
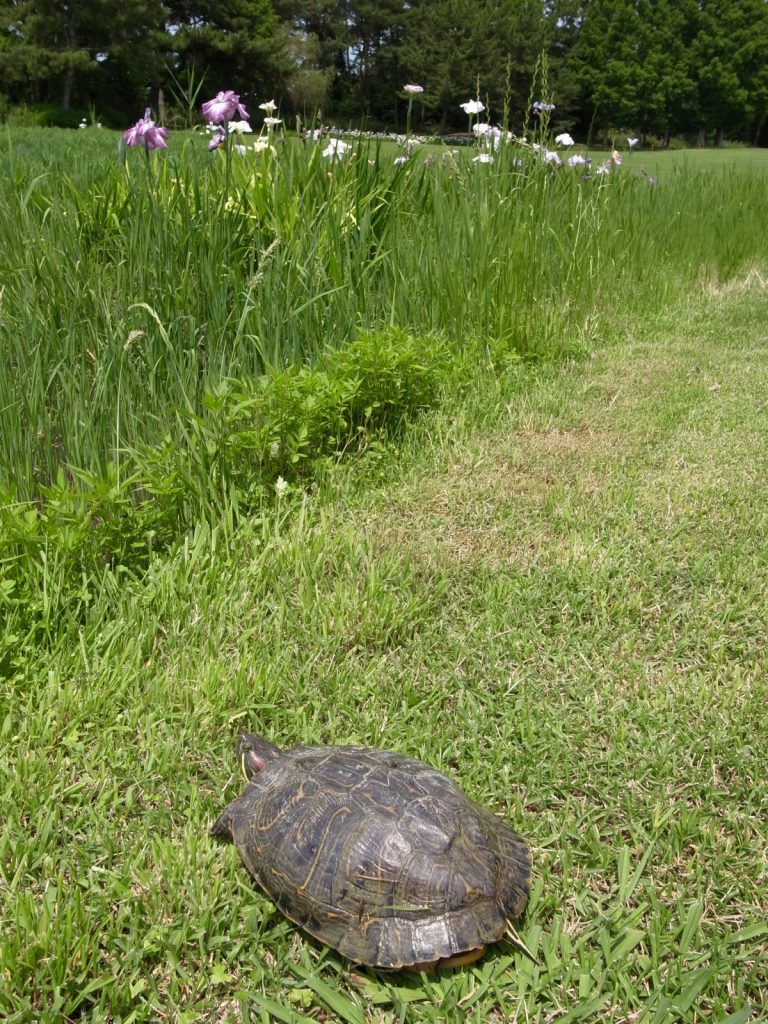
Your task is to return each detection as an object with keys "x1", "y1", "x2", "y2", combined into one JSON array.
[
  {"x1": 611, "y1": 147, "x2": 768, "y2": 174},
  {"x1": 3, "y1": 269, "x2": 766, "y2": 1021}
]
